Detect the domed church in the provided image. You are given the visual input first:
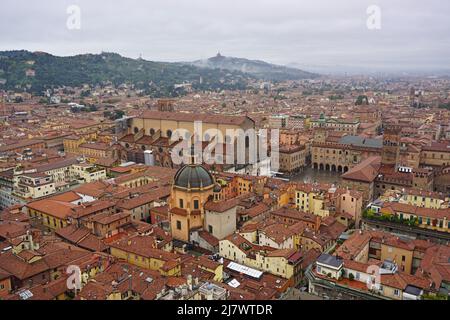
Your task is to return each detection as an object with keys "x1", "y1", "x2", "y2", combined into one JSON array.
[{"x1": 169, "y1": 163, "x2": 216, "y2": 242}]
